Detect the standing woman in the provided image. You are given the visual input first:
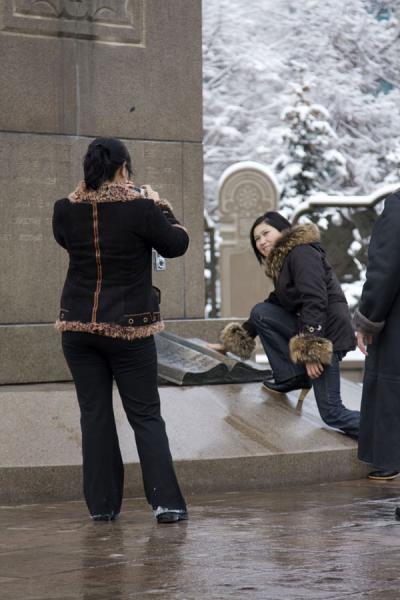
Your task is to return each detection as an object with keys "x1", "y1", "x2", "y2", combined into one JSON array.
[
  {"x1": 354, "y1": 190, "x2": 400, "y2": 482},
  {"x1": 211, "y1": 211, "x2": 359, "y2": 438},
  {"x1": 53, "y1": 137, "x2": 188, "y2": 523}
]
